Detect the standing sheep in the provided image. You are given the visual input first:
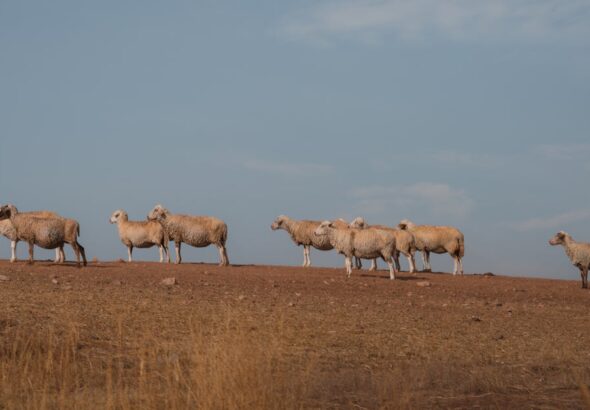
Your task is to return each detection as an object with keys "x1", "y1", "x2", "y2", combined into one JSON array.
[
  {"x1": 314, "y1": 220, "x2": 397, "y2": 279},
  {"x1": 1, "y1": 210, "x2": 60, "y2": 262},
  {"x1": 147, "y1": 204, "x2": 229, "y2": 266},
  {"x1": 271, "y1": 215, "x2": 336, "y2": 268},
  {"x1": 398, "y1": 219, "x2": 464, "y2": 275},
  {"x1": 350, "y1": 217, "x2": 417, "y2": 273},
  {"x1": 109, "y1": 209, "x2": 170, "y2": 263},
  {"x1": 0, "y1": 204, "x2": 86, "y2": 266},
  {"x1": 549, "y1": 231, "x2": 590, "y2": 289}
]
